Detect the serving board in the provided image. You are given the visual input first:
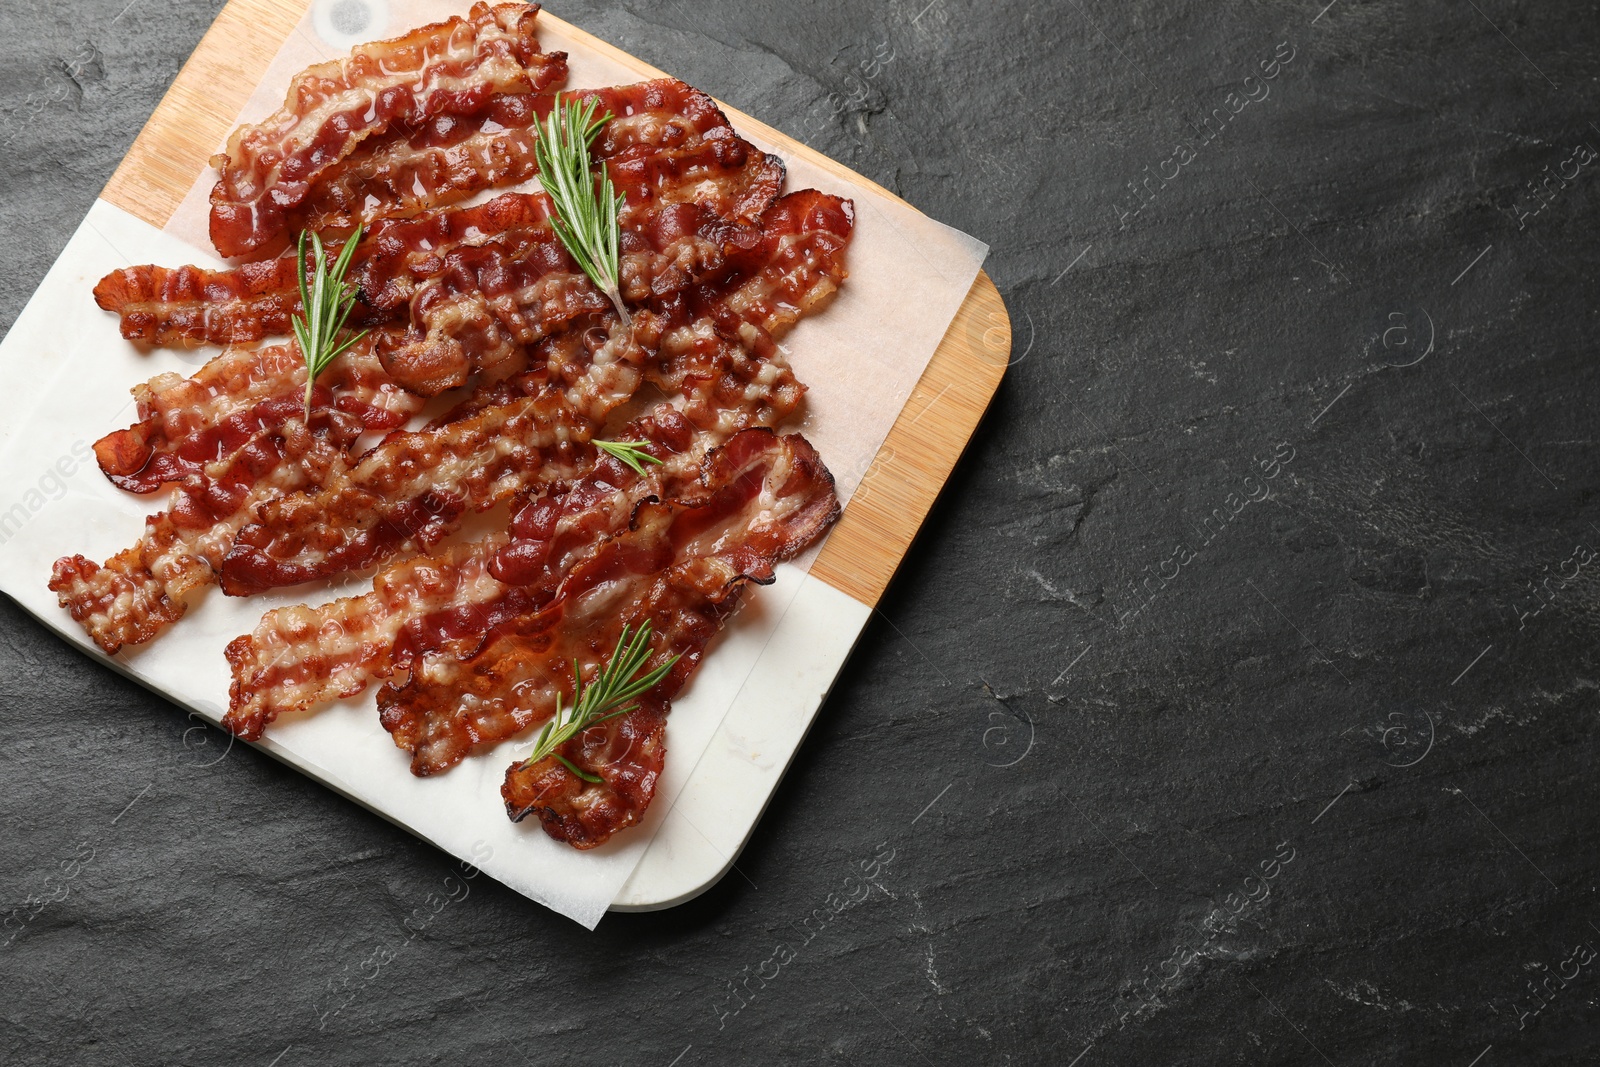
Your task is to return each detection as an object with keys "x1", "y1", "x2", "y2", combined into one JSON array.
[{"x1": 70, "y1": 0, "x2": 1008, "y2": 911}]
